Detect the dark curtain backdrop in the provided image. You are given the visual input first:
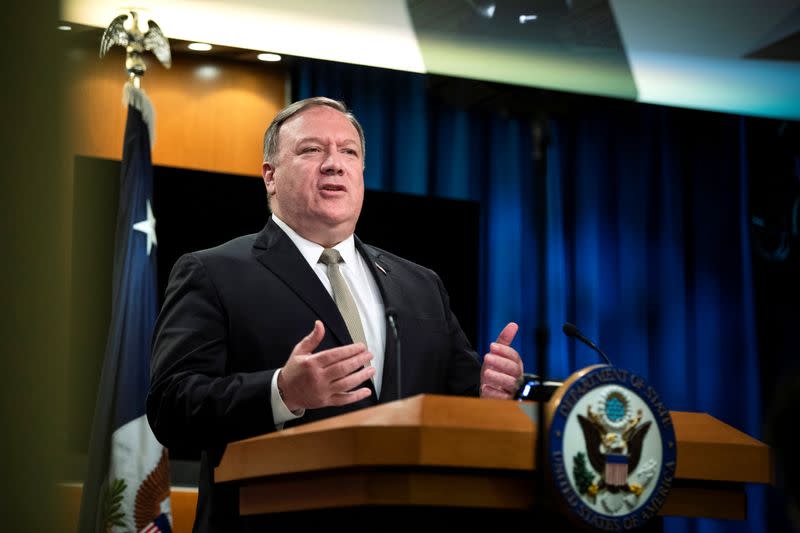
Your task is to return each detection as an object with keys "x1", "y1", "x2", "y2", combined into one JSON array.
[{"x1": 294, "y1": 60, "x2": 765, "y2": 533}]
